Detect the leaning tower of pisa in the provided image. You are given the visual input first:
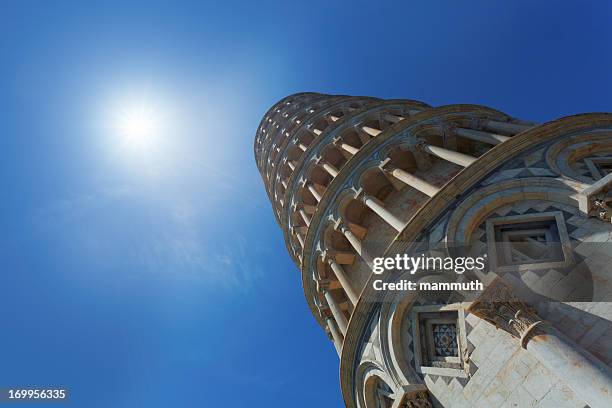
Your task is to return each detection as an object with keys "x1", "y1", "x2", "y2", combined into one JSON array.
[{"x1": 254, "y1": 93, "x2": 612, "y2": 408}]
